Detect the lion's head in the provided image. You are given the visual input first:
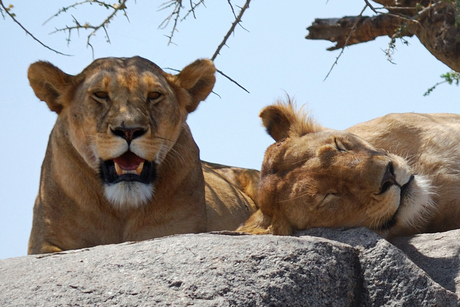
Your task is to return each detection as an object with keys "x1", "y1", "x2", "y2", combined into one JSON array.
[
  {"x1": 238, "y1": 101, "x2": 432, "y2": 237},
  {"x1": 28, "y1": 56, "x2": 215, "y2": 209}
]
